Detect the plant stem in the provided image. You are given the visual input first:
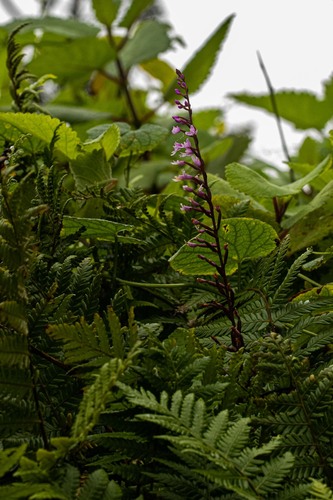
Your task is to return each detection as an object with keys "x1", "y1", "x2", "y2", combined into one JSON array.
[
  {"x1": 257, "y1": 51, "x2": 292, "y2": 171},
  {"x1": 106, "y1": 26, "x2": 141, "y2": 128}
]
